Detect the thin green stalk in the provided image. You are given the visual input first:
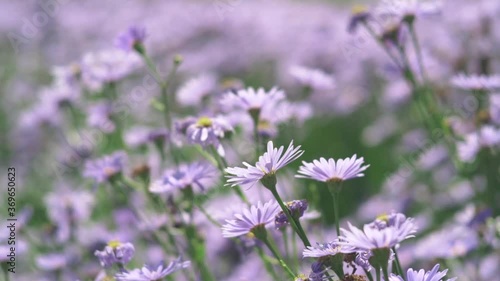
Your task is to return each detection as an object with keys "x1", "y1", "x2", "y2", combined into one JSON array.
[
  {"x1": 282, "y1": 229, "x2": 290, "y2": 264},
  {"x1": 409, "y1": 24, "x2": 427, "y2": 82},
  {"x1": 291, "y1": 231, "x2": 299, "y2": 270},
  {"x1": 362, "y1": 23, "x2": 404, "y2": 71},
  {"x1": 392, "y1": 247, "x2": 405, "y2": 280},
  {"x1": 262, "y1": 238, "x2": 297, "y2": 279},
  {"x1": 376, "y1": 268, "x2": 381, "y2": 281},
  {"x1": 382, "y1": 265, "x2": 390, "y2": 281},
  {"x1": 269, "y1": 188, "x2": 311, "y2": 247},
  {"x1": 197, "y1": 203, "x2": 222, "y2": 227},
  {"x1": 140, "y1": 53, "x2": 163, "y2": 84},
  {"x1": 208, "y1": 145, "x2": 249, "y2": 205},
  {"x1": 256, "y1": 246, "x2": 281, "y2": 281},
  {"x1": 327, "y1": 183, "x2": 342, "y2": 237}
]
